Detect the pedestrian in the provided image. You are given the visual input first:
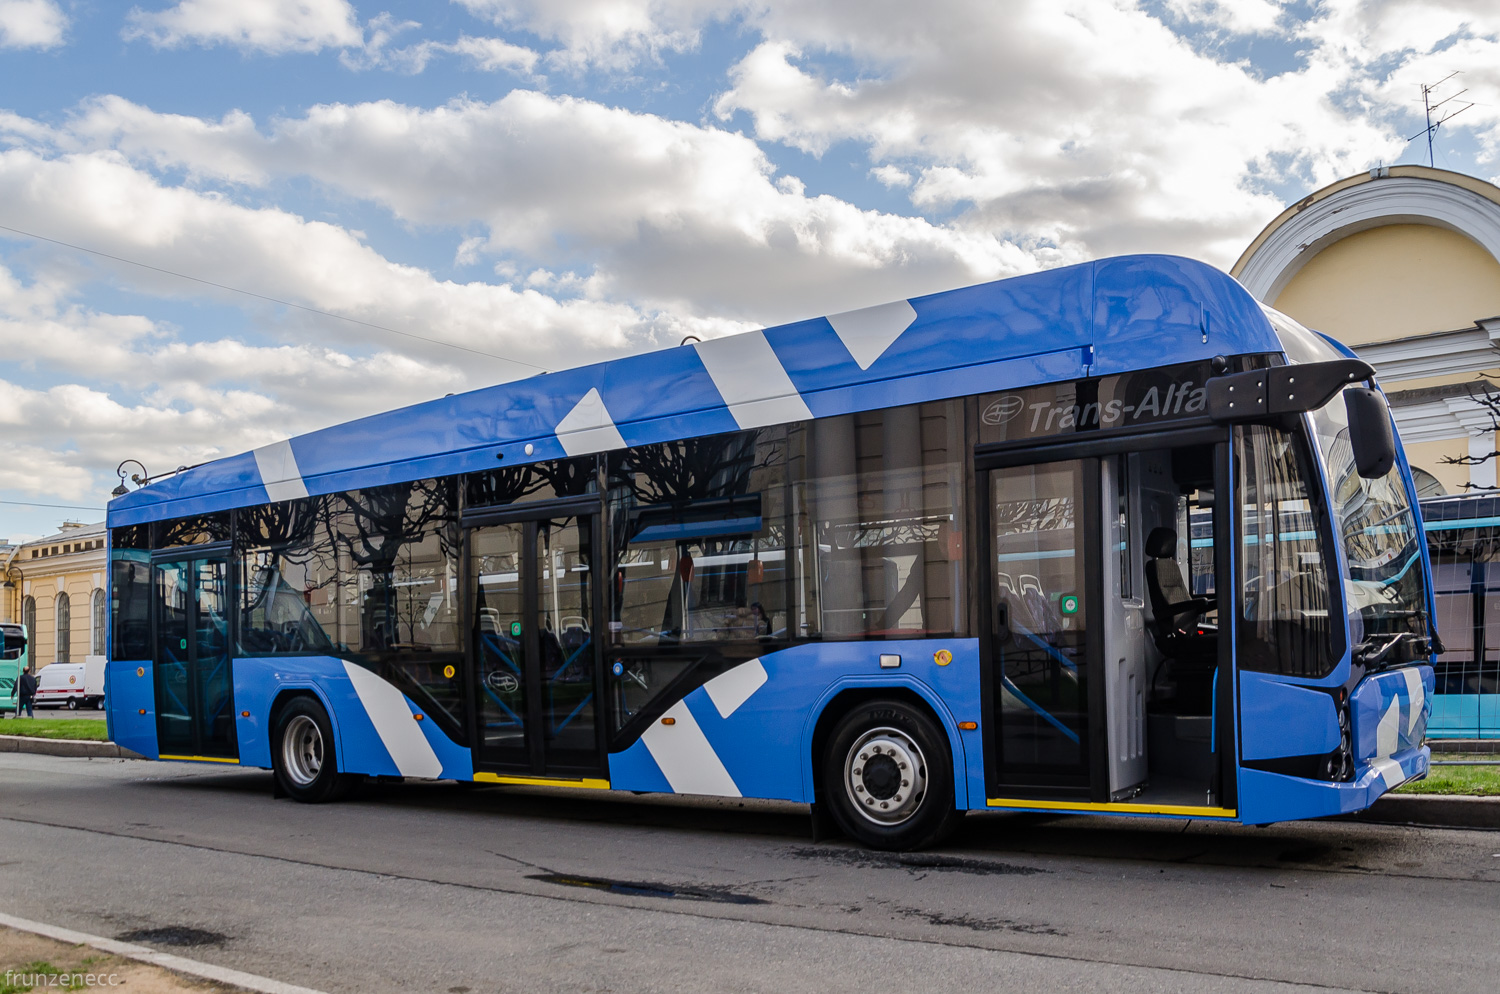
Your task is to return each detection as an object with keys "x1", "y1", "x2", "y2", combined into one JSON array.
[{"x1": 17, "y1": 664, "x2": 37, "y2": 719}]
